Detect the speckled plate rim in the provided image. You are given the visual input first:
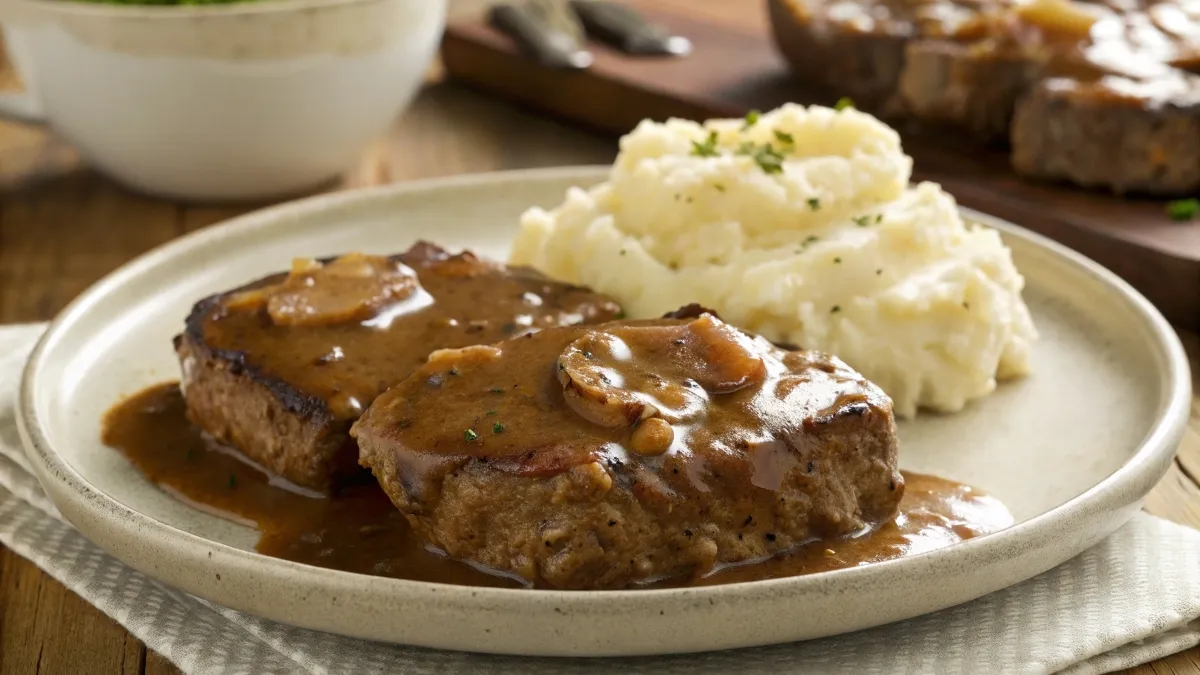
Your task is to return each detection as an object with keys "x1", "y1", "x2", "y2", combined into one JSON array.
[{"x1": 15, "y1": 166, "x2": 1193, "y2": 657}]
